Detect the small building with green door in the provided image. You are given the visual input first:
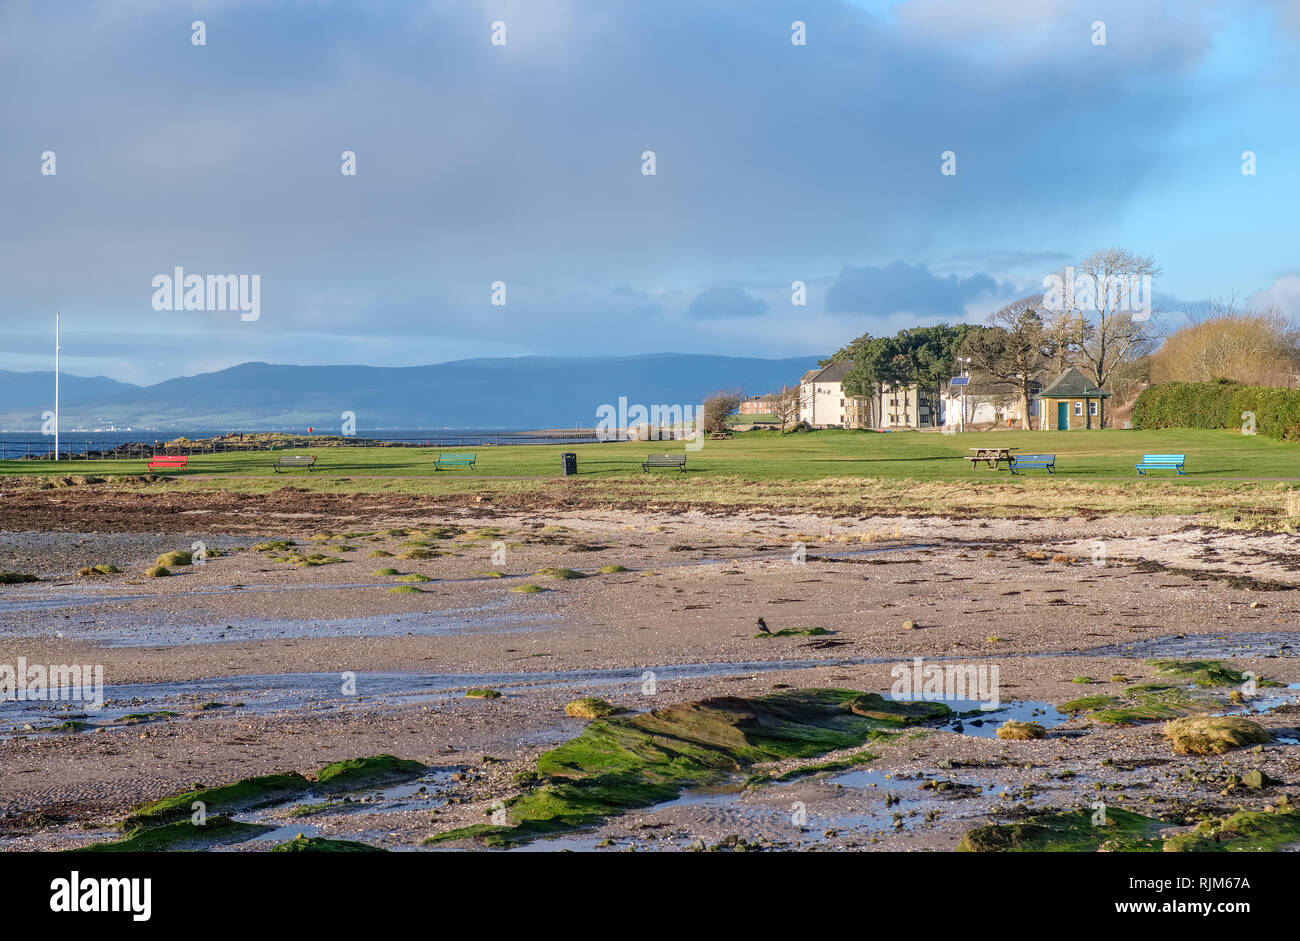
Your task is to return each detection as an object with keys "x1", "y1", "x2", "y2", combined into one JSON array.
[{"x1": 1036, "y1": 367, "x2": 1110, "y2": 430}]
